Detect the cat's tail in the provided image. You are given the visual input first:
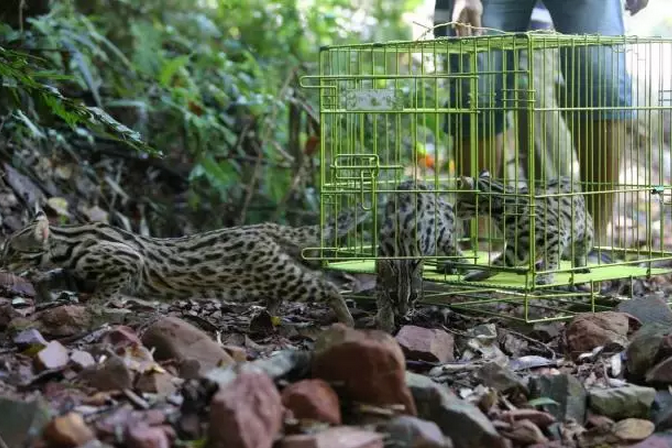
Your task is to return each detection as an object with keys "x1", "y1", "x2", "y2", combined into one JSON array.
[
  {"x1": 272, "y1": 208, "x2": 371, "y2": 258},
  {"x1": 321, "y1": 208, "x2": 371, "y2": 242}
]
